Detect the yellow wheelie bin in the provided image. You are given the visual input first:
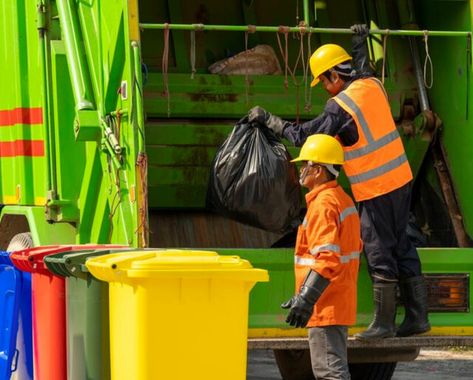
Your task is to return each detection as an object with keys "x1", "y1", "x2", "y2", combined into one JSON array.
[{"x1": 86, "y1": 249, "x2": 268, "y2": 380}]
